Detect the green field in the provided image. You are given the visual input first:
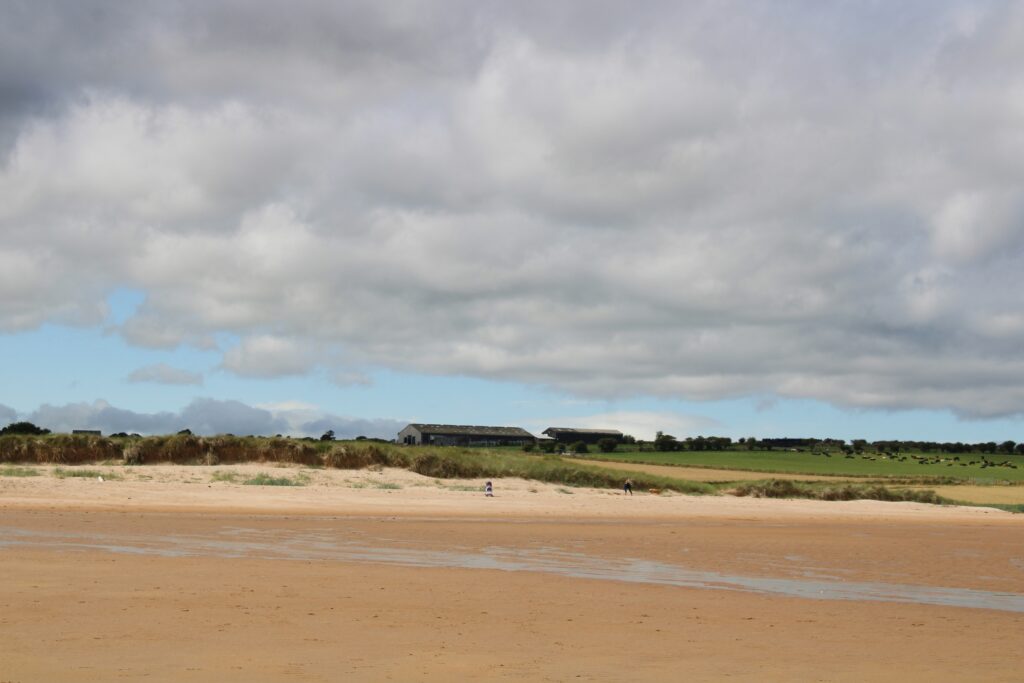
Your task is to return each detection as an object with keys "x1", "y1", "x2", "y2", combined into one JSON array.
[{"x1": 584, "y1": 449, "x2": 1024, "y2": 483}]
